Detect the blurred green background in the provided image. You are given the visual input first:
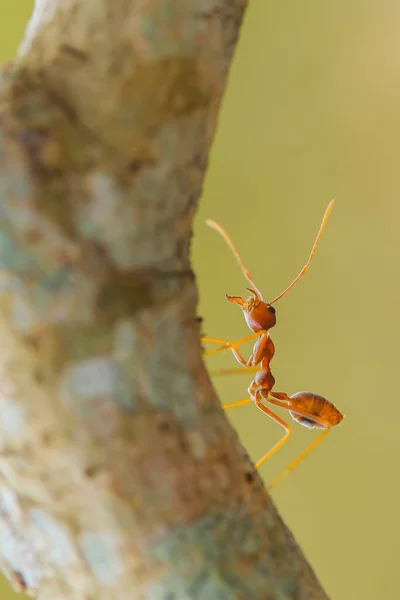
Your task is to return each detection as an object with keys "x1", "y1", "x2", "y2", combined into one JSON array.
[{"x1": 1, "y1": 2, "x2": 399, "y2": 599}]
